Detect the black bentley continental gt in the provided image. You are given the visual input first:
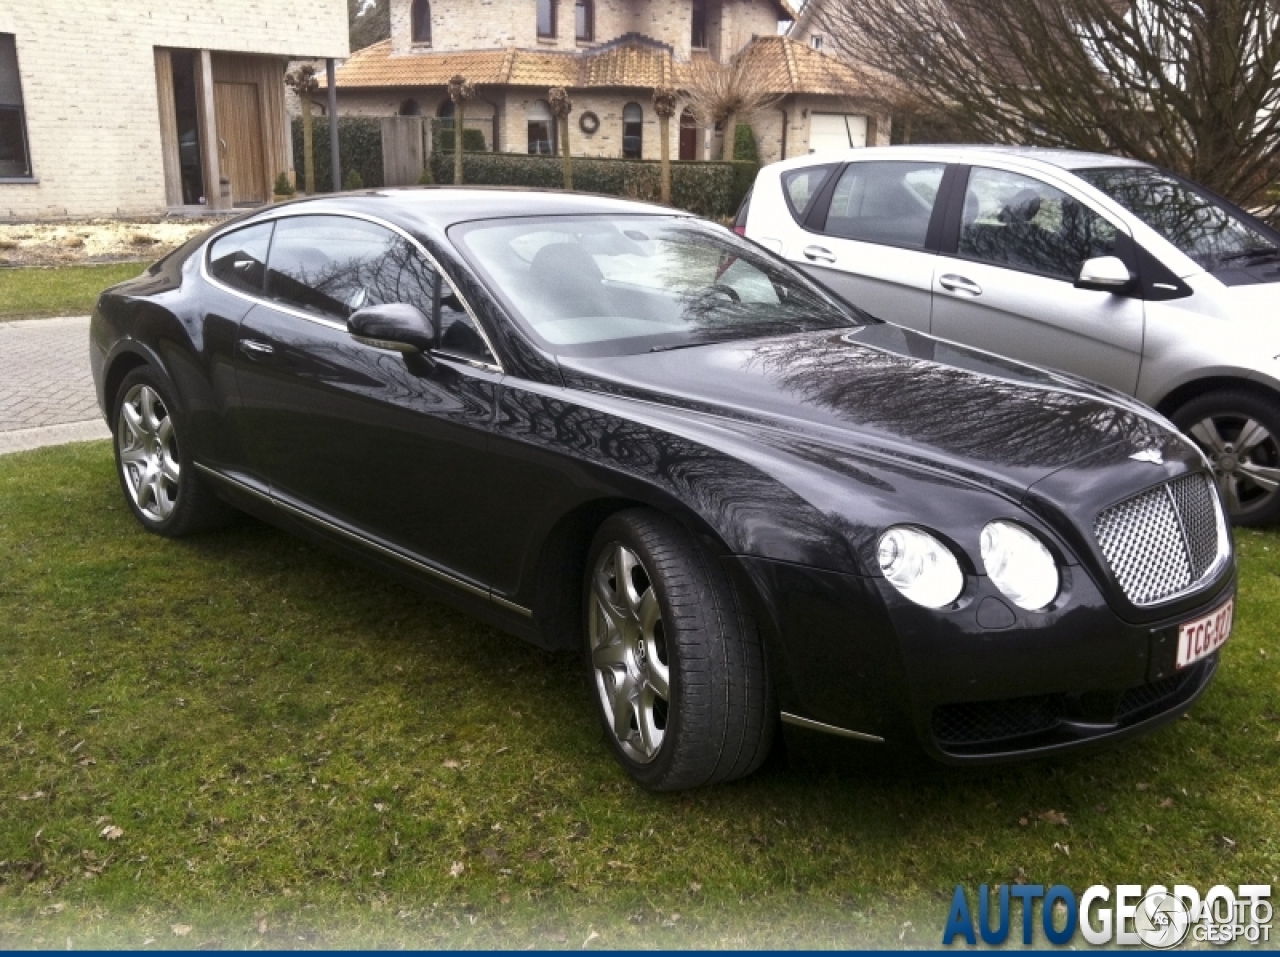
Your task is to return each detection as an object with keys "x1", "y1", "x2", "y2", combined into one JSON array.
[{"x1": 90, "y1": 189, "x2": 1236, "y2": 790}]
